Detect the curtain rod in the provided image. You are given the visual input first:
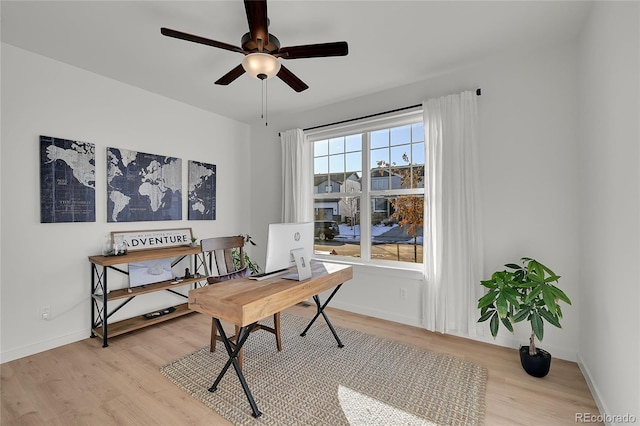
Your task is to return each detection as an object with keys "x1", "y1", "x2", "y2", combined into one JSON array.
[{"x1": 278, "y1": 88, "x2": 481, "y2": 136}]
